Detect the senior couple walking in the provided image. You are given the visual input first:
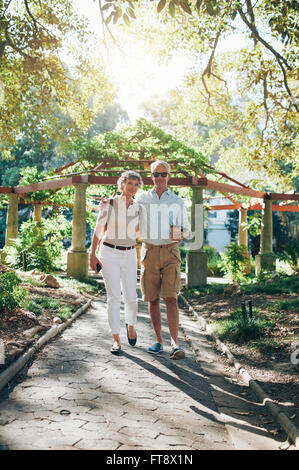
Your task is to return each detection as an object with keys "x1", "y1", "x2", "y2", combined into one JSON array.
[{"x1": 90, "y1": 160, "x2": 190, "y2": 359}]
